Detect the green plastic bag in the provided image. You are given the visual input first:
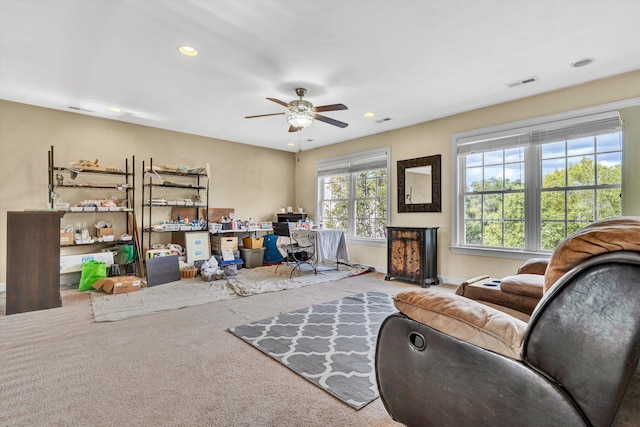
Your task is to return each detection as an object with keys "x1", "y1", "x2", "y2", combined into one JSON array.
[
  {"x1": 79, "y1": 260, "x2": 107, "y2": 291},
  {"x1": 103, "y1": 244, "x2": 135, "y2": 265}
]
